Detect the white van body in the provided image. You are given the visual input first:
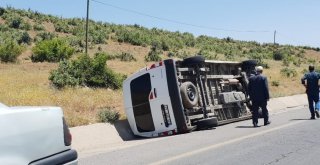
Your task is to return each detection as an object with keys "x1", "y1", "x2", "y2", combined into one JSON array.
[
  {"x1": 123, "y1": 61, "x2": 178, "y2": 137},
  {"x1": 123, "y1": 56, "x2": 256, "y2": 137}
]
